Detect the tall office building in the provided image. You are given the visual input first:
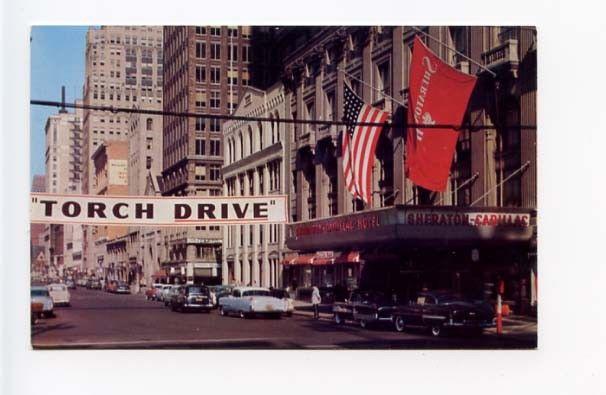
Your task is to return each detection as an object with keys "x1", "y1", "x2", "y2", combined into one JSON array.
[
  {"x1": 43, "y1": 106, "x2": 84, "y2": 276},
  {"x1": 161, "y1": 26, "x2": 258, "y2": 284},
  {"x1": 82, "y1": 26, "x2": 163, "y2": 273}
]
